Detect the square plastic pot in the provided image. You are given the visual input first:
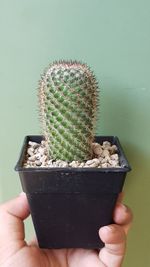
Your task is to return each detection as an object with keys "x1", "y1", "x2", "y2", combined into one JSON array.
[{"x1": 15, "y1": 135, "x2": 131, "y2": 249}]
